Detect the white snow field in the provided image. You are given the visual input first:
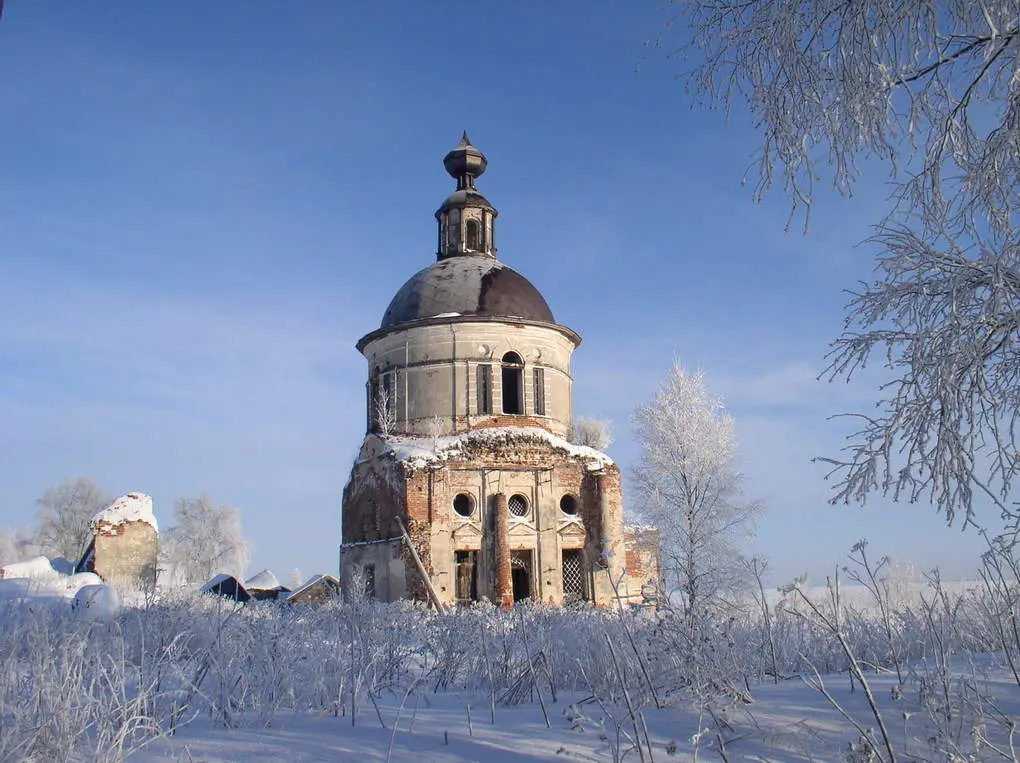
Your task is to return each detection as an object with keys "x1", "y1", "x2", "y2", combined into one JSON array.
[{"x1": 0, "y1": 567, "x2": 1017, "y2": 762}]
